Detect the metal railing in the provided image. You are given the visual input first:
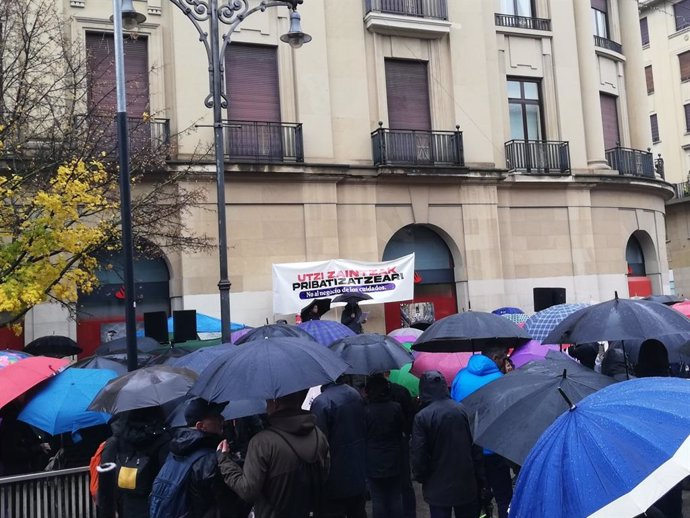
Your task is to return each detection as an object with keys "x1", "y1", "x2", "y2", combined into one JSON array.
[
  {"x1": 75, "y1": 114, "x2": 171, "y2": 157},
  {"x1": 494, "y1": 13, "x2": 551, "y2": 31},
  {"x1": 365, "y1": 0, "x2": 448, "y2": 20},
  {"x1": 594, "y1": 35, "x2": 623, "y2": 54},
  {"x1": 224, "y1": 120, "x2": 303, "y2": 163},
  {"x1": 674, "y1": 182, "x2": 690, "y2": 199},
  {"x1": 0, "y1": 467, "x2": 96, "y2": 518},
  {"x1": 372, "y1": 126, "x2": 464, "y2": 166},
  {"x1": 605, "y1": 147, "x2": 654, "y2": 178},
  {"x1": 505, "y1": 139, "x2": 571, "y2": 174}
]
